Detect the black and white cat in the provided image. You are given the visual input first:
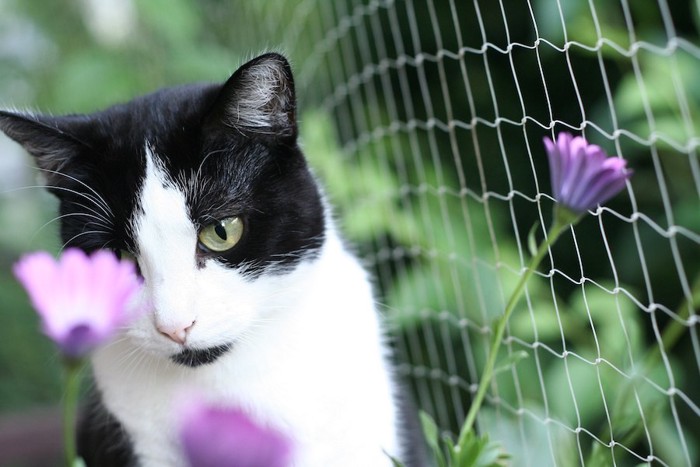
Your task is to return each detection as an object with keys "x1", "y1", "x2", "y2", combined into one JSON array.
[{"x1": 0, "y1": 54, "x2": 424, "y2": 466}]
